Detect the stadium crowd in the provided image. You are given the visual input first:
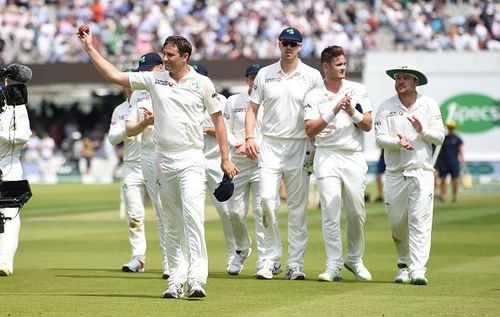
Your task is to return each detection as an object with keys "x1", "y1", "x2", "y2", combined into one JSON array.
[{"x1": 0, "y1": 0, "x2": 499, "y2": 66}]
